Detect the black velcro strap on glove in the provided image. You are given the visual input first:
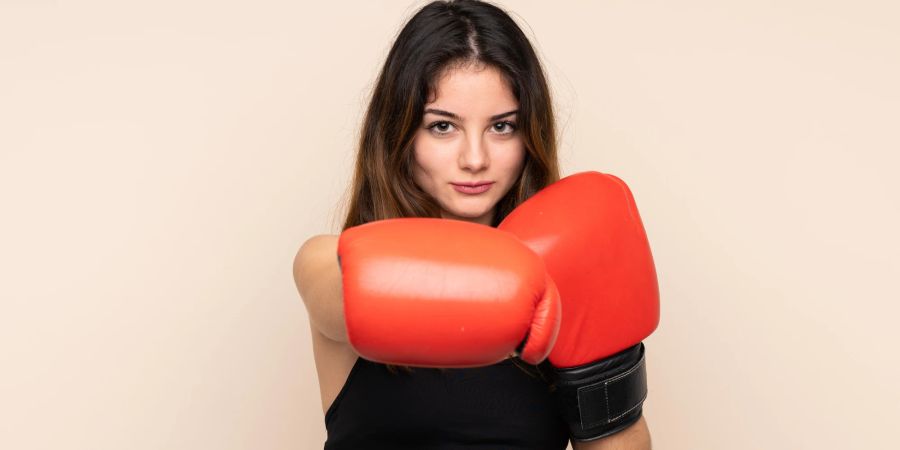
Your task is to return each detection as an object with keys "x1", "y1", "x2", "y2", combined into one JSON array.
[{"x1": 551, "y1": 342, "x2": 647, "y2": 442}]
